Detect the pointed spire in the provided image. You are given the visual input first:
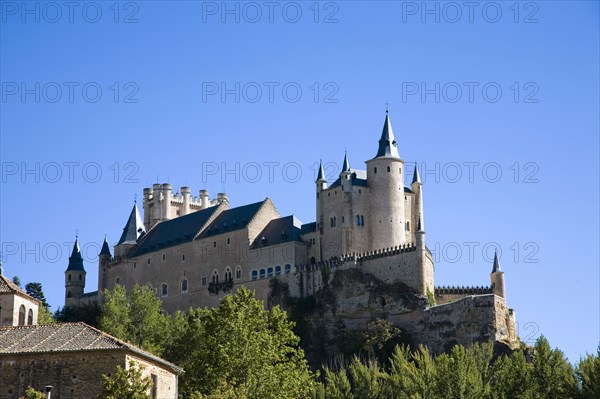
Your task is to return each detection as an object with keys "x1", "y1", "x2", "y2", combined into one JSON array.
[
  {"x1": 492, "y1": 251, "x2": 502, "y2": 273},
  {"x1": 412, "y1": 162, "x2": 421, "y2": 184},
  {"x1": 100, "y1": 236, "x2": 112, "y2": 256},
  {"x1": 117, "y1": 202, "x2": 146, "y2": 245},
  {"x1": 316, "y1": 159, "x2": 326, "y2": 182},
  {"x1": 375, "y1": 111, "x2": 400, "y2": 158},
  {"x1": 342, "y1": 151, "x2": 350, "y2": 173},
  {"x1": 66, "y1": 236, "x2": 85, "y2": 272}
]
